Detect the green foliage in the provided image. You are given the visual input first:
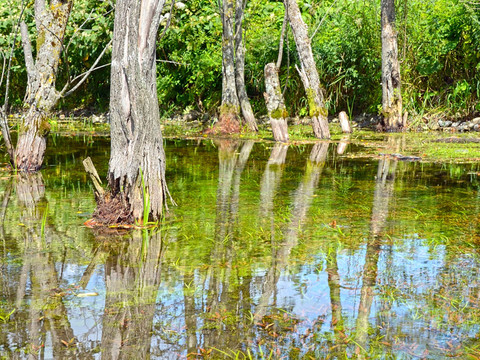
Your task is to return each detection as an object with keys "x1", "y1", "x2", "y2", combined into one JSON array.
[
  {"x1": 1, "y1": 0, "x2": 480, "y2": 119},
  {"x1": 0, "y1": 0, "x2": 114, "y2": 110},
  {"x1": 156, "y1": 0, "x2": 223, "y2": 116}
]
